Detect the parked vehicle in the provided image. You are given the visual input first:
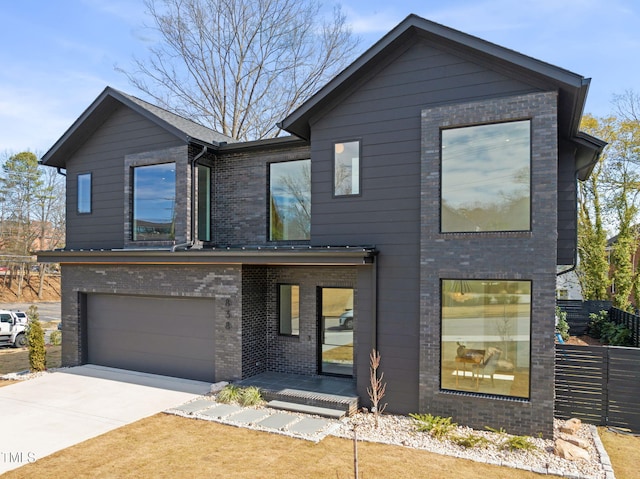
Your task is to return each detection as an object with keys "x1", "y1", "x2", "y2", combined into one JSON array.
[
  {"x1": 0, "y1": 310, "x2": 27, "y2": 347},
  {"x1": 11, "y1": 310, "x2": 29, "y2": 324},
  {"x1": 339, "y1": 309, "x2": 354, "y2": 330}
]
